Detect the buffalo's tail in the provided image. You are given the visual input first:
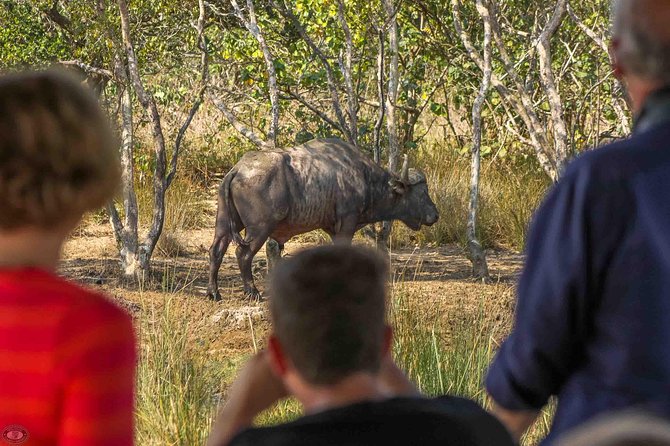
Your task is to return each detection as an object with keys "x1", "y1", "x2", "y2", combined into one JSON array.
[{"x1": 222, "y1": 168, "x2": 248, "y2": 246}]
